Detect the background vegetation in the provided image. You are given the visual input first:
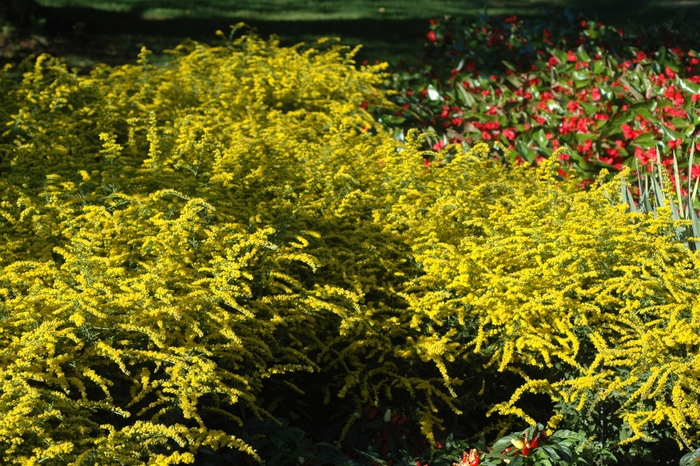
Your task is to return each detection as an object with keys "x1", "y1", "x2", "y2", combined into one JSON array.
[{"x1": 1, "y1": 0, "x2": 699, "y2": 71}]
